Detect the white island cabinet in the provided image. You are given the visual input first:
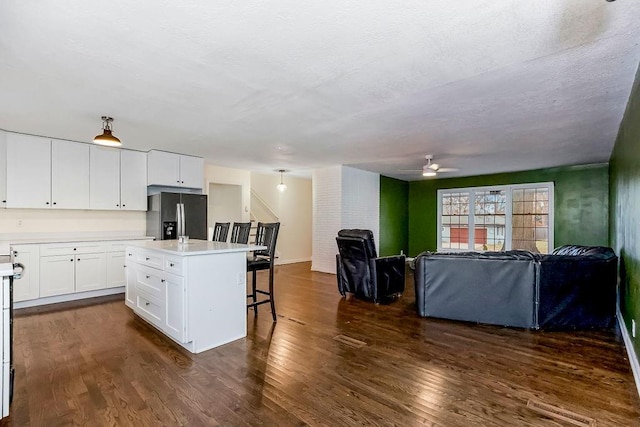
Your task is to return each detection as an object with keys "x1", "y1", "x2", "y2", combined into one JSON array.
[{"x1": 125, "y1": 240, "x2": 265, "y2": 354}]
